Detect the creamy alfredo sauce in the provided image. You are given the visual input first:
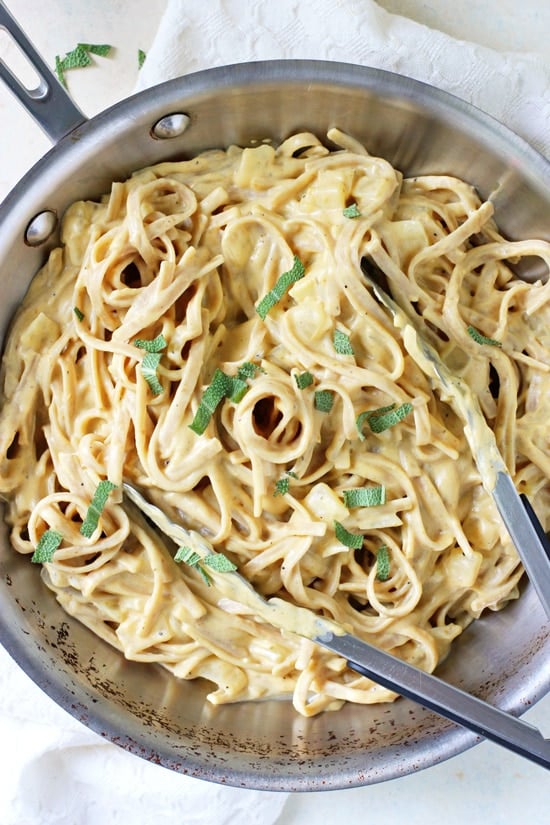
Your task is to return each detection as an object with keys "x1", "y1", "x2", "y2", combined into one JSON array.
[{"x1": 1, "y1": 128, "x2": 550, "y2": 716}]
